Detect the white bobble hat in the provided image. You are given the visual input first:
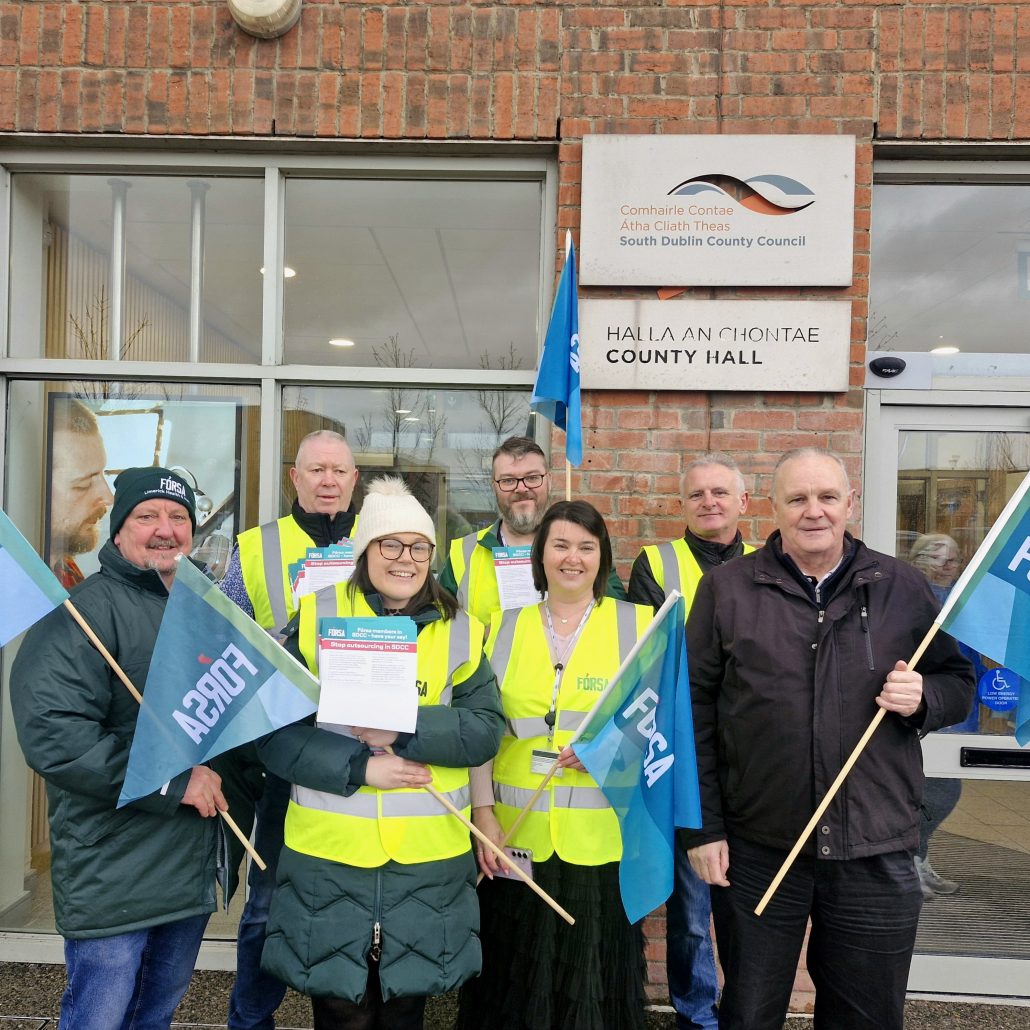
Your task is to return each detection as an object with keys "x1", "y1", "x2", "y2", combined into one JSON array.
[{"x1": 351, "y1": 476, "x2": 437, "y2": 560}]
